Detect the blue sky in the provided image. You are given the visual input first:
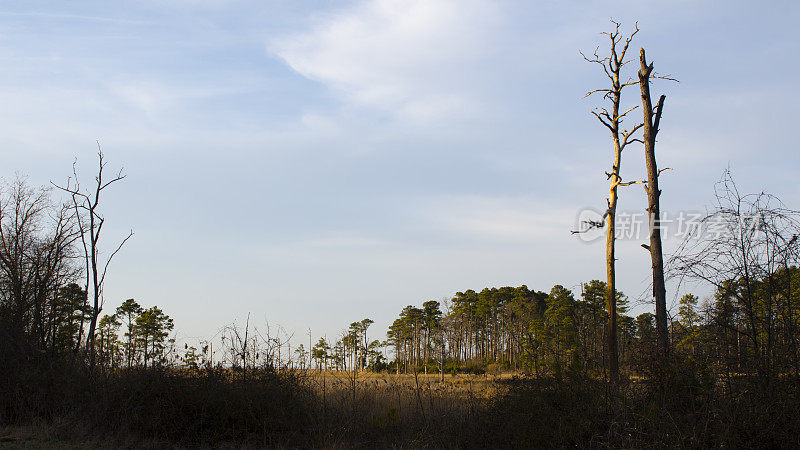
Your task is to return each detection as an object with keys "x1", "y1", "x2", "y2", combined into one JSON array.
[{"x1": 1, "y1": 0, "x2": 798, "y2": 348}]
